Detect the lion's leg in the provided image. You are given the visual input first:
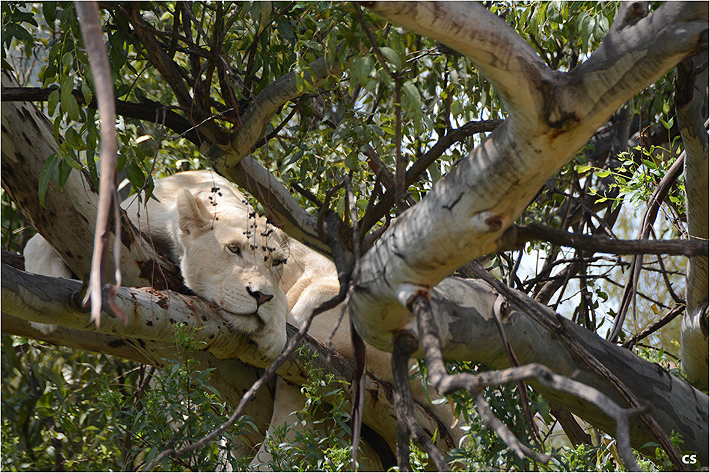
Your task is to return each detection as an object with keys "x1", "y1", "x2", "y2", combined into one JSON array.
[
  {"x1": 248, "y1": 377, "x2": 311, "y2": 470},
  {"x1": 23, "y1": 233, "x2": 73, "y2": 334}
]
